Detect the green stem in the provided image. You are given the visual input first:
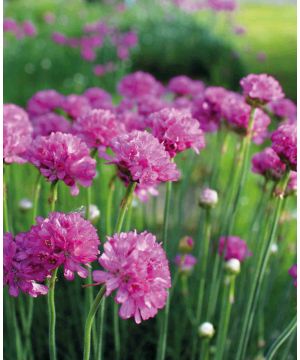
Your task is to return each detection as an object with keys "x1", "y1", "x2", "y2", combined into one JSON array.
[
  {"x1": 97, "y1": 299, "x2": 106, "y2": 360},
  {"x1": 106, "y1": 176, "x2": 116, "y2": 236},
  {"x1": 156, "y1": 180, "x2": 173, "y2": 360},
  {"x1": 11, "y1": 299, "x2": 23, "y2": 359},
  {"x1": 235, "y1": 171, "x2": 290, "y2": 360},
  {"x1": 49, "y1": 181, "x2": 58, "y2": 213},
  {"x1": 191, "y1": 209, "x2": 212, "y2": 359},
  {"x1": 32, "y1": 173, "x2": 41, "y2": 223},
  {"x1": 48, "y1": 268, "x2": 58, "y2": 360},
  {"x1": 214, "y1": 275, "x2": 236, "y2": 360},
  {"x1": 265, "y1": 315, "x2": 297, "y2": 360},
  {"x1": 199, "y1": 339, "x2": 210, "y2": 360},
  {"x1": 83, "y1": 286, "x2": 106, "y2": 360}
]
